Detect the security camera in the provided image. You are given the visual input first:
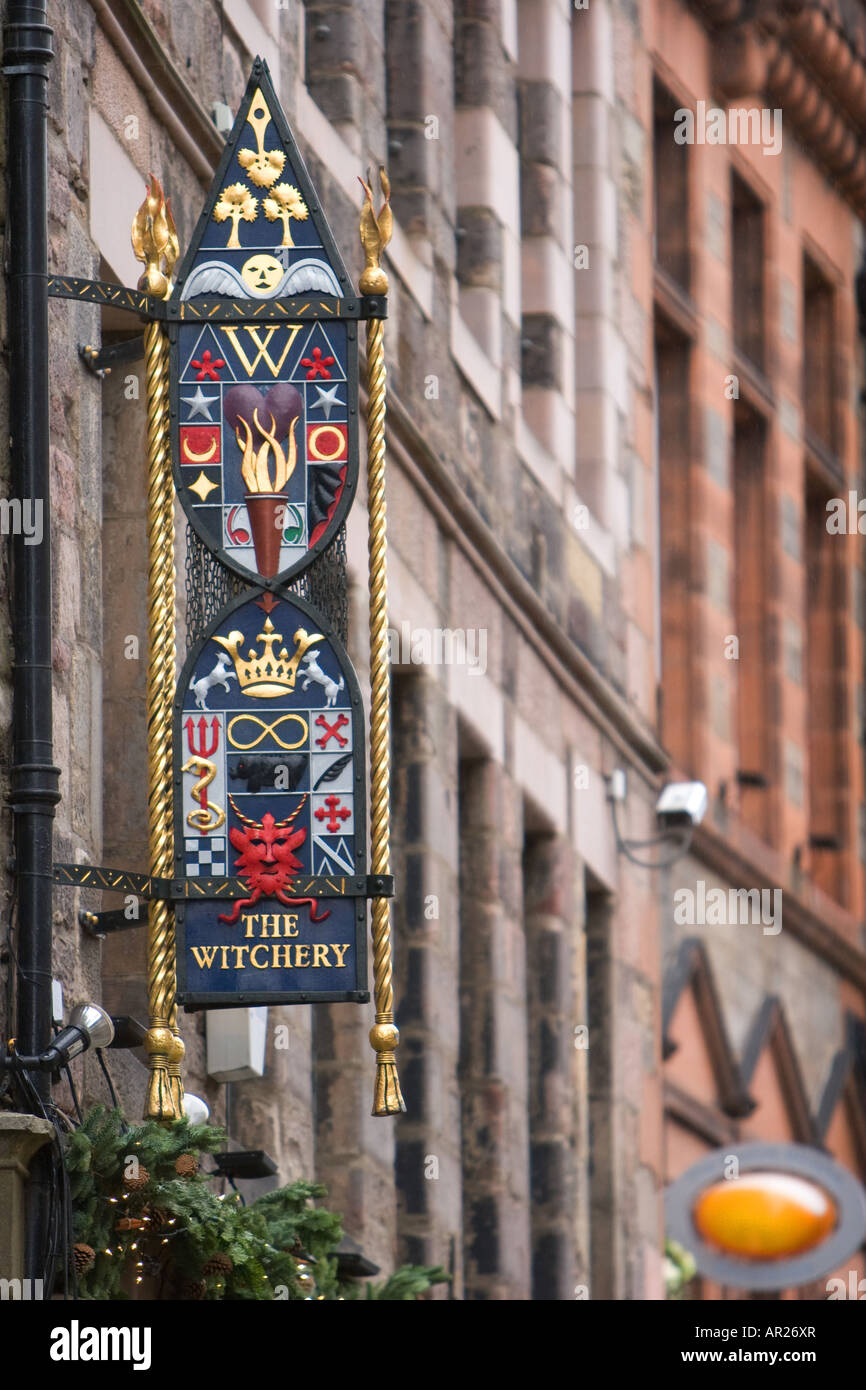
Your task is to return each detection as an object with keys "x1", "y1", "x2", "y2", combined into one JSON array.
[{"x1": 655, "y1": 781, "x2": 708, "y2": 830}]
